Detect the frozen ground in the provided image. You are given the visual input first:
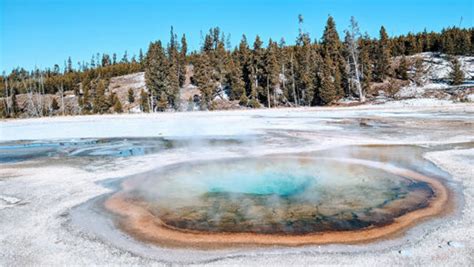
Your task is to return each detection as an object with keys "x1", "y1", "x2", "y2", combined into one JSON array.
[{"x1": 0, "y1": 103, "x2": 473, "y2": 265}]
